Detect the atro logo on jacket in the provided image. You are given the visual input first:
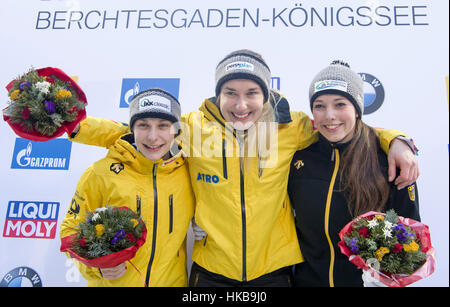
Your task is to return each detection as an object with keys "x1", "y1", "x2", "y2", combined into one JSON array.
[
  {"x1": 3, "y1": 201, "x2": 60, "y2": 239},
  {"x1": 120, "y1": 78, "x2": 180, "y2": 108},
  {"x1": 11, "y1": 138, "x2": 72, "y2": 170}
]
